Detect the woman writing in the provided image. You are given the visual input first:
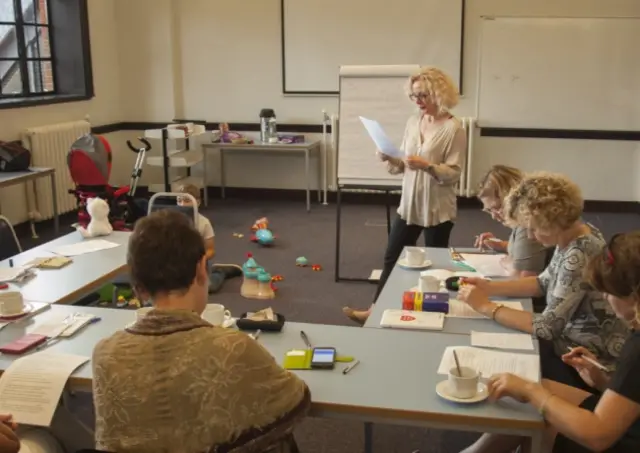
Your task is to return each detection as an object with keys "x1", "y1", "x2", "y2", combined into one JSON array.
[
  {"x1": 473, "y1": 165, "x2": 550, "y2": 278},
  {"x1": 92, "y1": 210, "x2": 309, "y2": 453},
  {"x1": 344, "y1": 66, "x2": 467, "y2": 324},
  {"x1": 461, "y1": 231, "x2": 640, "y2": 453},
  {"x1": 458, "y1": 172, "x2": 628, "y2": 389}
]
